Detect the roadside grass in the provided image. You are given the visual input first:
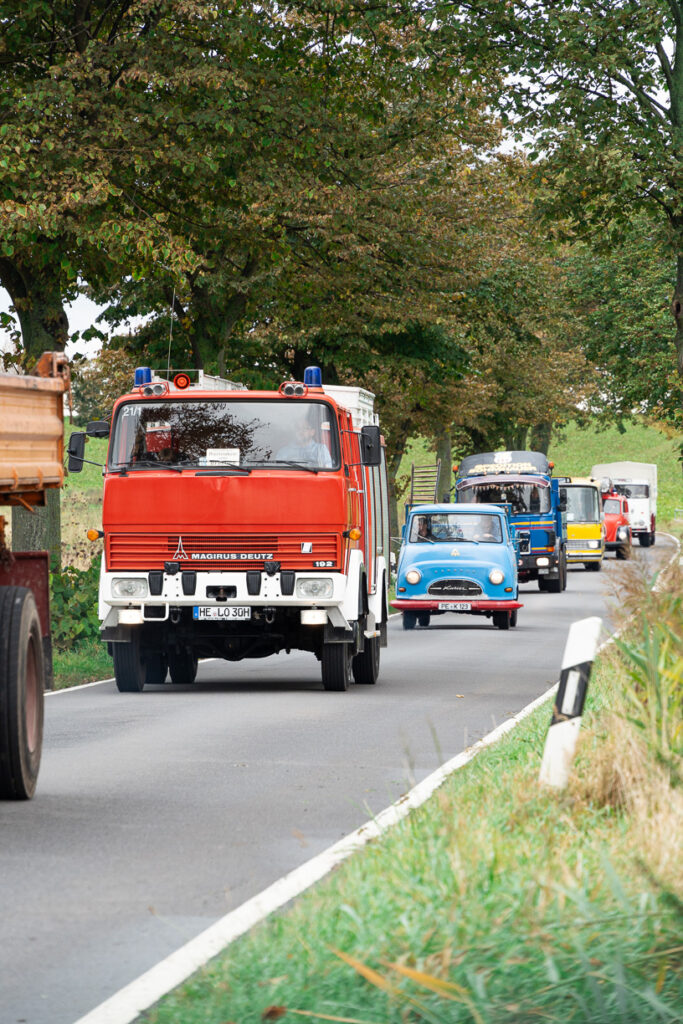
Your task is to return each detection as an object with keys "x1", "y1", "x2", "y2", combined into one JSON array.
[
  {"x1": 398, "y1": 417, "x2": 683, "y2": 521},
  {"x1": 52, "y1": 637, "x2": 112, "y2": 690},
  {"x1": 143, "y1": 559, "x2": 683, "y2": 1024}
]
